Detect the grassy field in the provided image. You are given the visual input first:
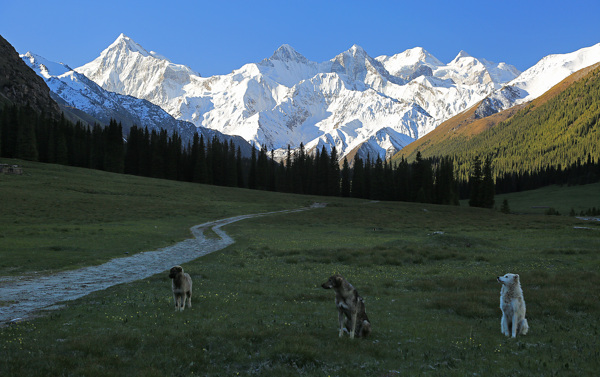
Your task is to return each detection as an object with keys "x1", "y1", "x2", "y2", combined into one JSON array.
[
  {"x1": 0, "y1": 159, "x2": 325, "y2": 276},
  {"x1": 494, "y1": 182, "x2": 600, "y2": 216},
  {"x1": 1, "y1": 159, "x2": 599, "y2": 376}
]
